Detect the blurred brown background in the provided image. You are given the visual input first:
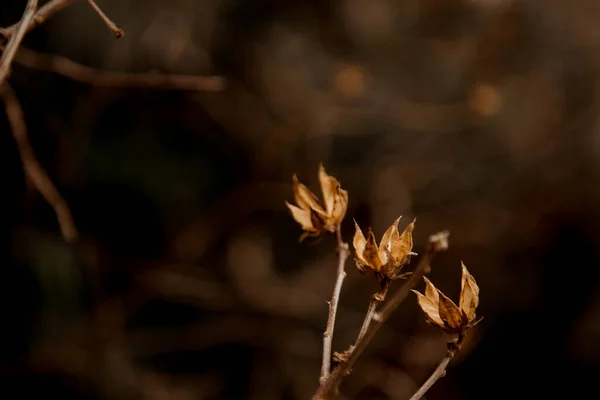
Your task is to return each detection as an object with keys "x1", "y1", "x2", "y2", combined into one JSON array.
[{"x1": 2, "y1": 0, "x2": 600, "y2": 398}]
